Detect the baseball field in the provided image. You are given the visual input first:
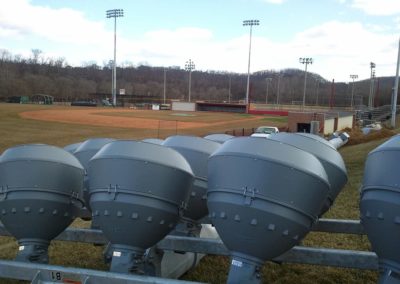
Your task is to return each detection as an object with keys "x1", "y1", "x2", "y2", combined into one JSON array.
[{"x1": 0, "y1": 103, "x2": 396, "y2": 283}]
